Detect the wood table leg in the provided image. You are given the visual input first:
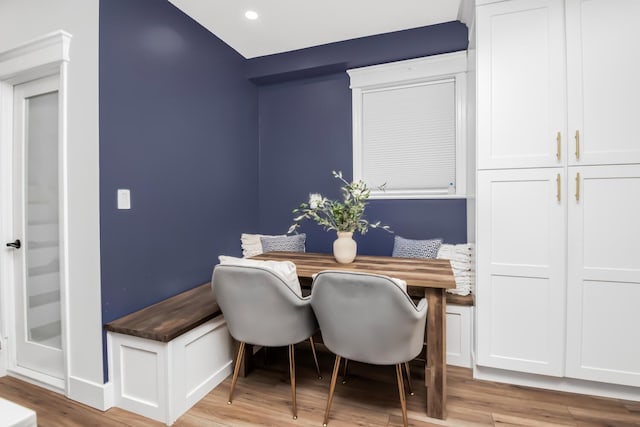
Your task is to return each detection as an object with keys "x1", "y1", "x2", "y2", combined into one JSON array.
[{"x1": 425, "y1": 287, "x2": 447, "y2": 419}]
